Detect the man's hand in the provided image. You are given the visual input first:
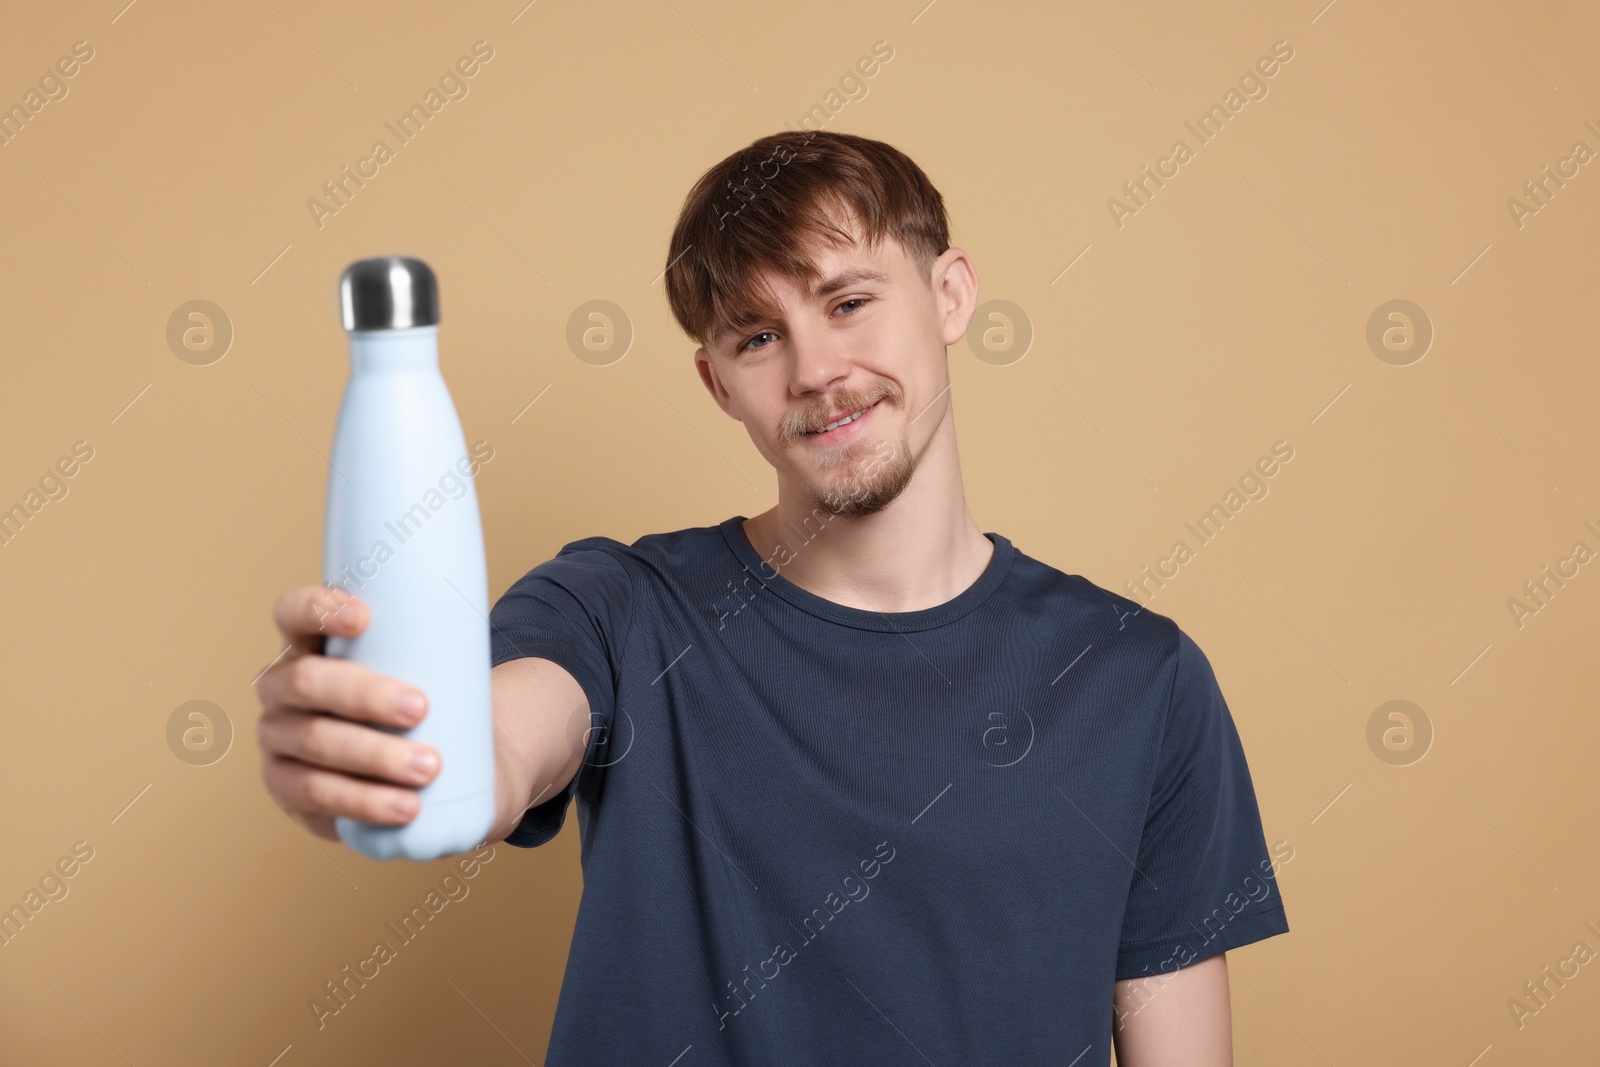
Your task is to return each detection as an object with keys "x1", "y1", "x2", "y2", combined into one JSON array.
[
  {"x1": 1111, "y1": 953, "x2": 1233, "y2": 1066},
  {"x1": 254, "y1": 586, "x2": 441, "y2": 840}
]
